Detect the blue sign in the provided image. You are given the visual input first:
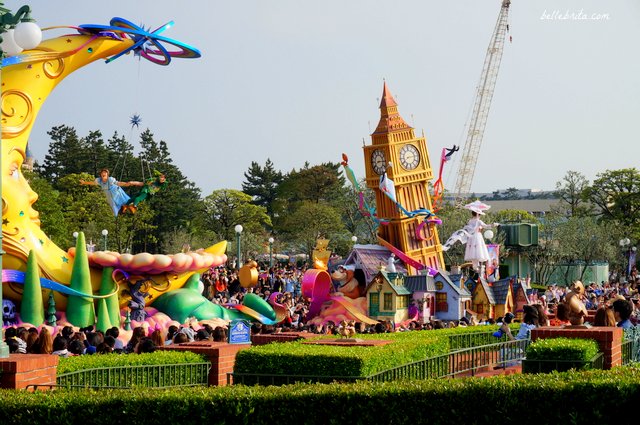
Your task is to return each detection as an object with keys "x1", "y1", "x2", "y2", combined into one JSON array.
[{"x1": 228, "y1": 319, "x2": 251, "y2": 344}]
